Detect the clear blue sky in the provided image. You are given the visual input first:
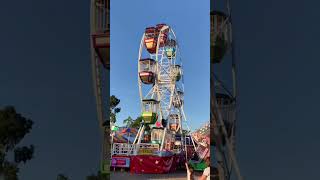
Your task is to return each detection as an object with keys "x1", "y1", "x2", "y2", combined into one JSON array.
[{"x1": 110, "y1": 0, "x2": 210, "y2": 131}]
